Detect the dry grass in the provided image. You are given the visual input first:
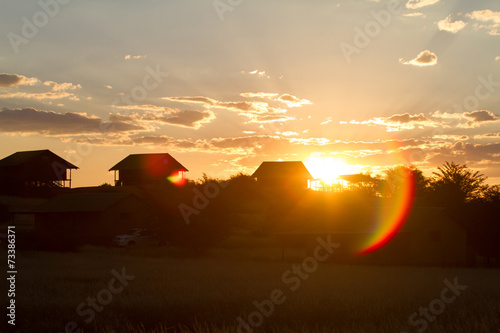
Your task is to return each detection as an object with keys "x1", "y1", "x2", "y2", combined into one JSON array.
[{"x1": 2, "y1": 245, "x2": 500, "y2": 333}]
